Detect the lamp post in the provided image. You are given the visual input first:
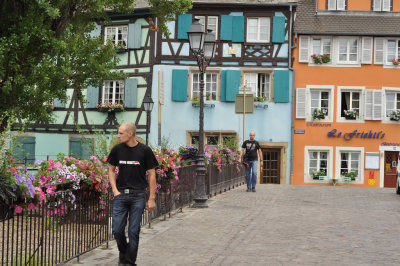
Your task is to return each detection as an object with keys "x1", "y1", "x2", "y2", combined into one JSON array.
[
  {"x1": 143, "y1": 95, "x2": 154, "y2": 146},
  {"x1": 187, "y1": 19, "x2": 216, "y2": 208}
]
